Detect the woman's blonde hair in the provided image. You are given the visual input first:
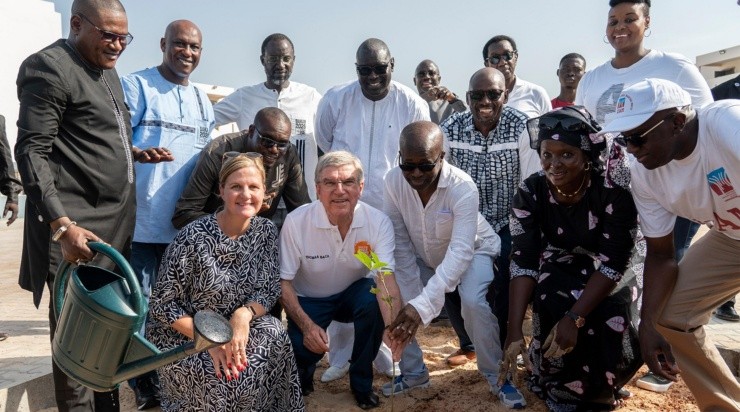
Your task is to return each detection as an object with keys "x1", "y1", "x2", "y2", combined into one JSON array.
[{"x1": 219, "y1": 154, "x2": 266, "y2": 188}]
